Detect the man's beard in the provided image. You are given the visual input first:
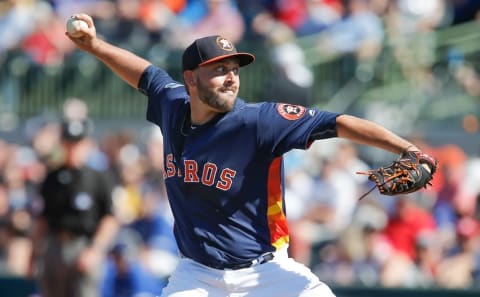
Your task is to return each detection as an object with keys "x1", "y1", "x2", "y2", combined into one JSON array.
[{"x1": 197, "y1": 79, "x2": 237, "y2": 112}]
